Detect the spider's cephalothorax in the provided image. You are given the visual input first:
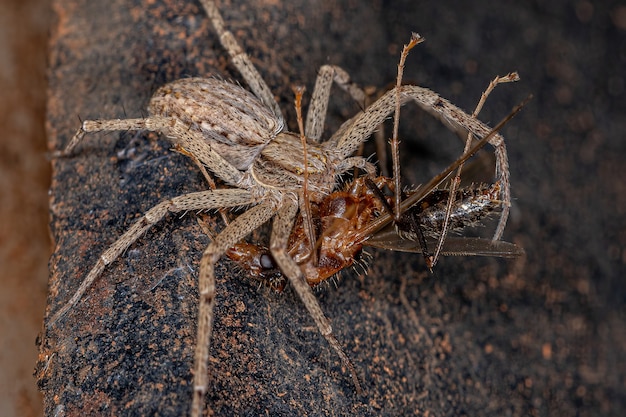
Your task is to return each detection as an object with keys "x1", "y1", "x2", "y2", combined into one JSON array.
[{"x1": 149, "y1": 77, "x2": 358, "y2": 204}]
